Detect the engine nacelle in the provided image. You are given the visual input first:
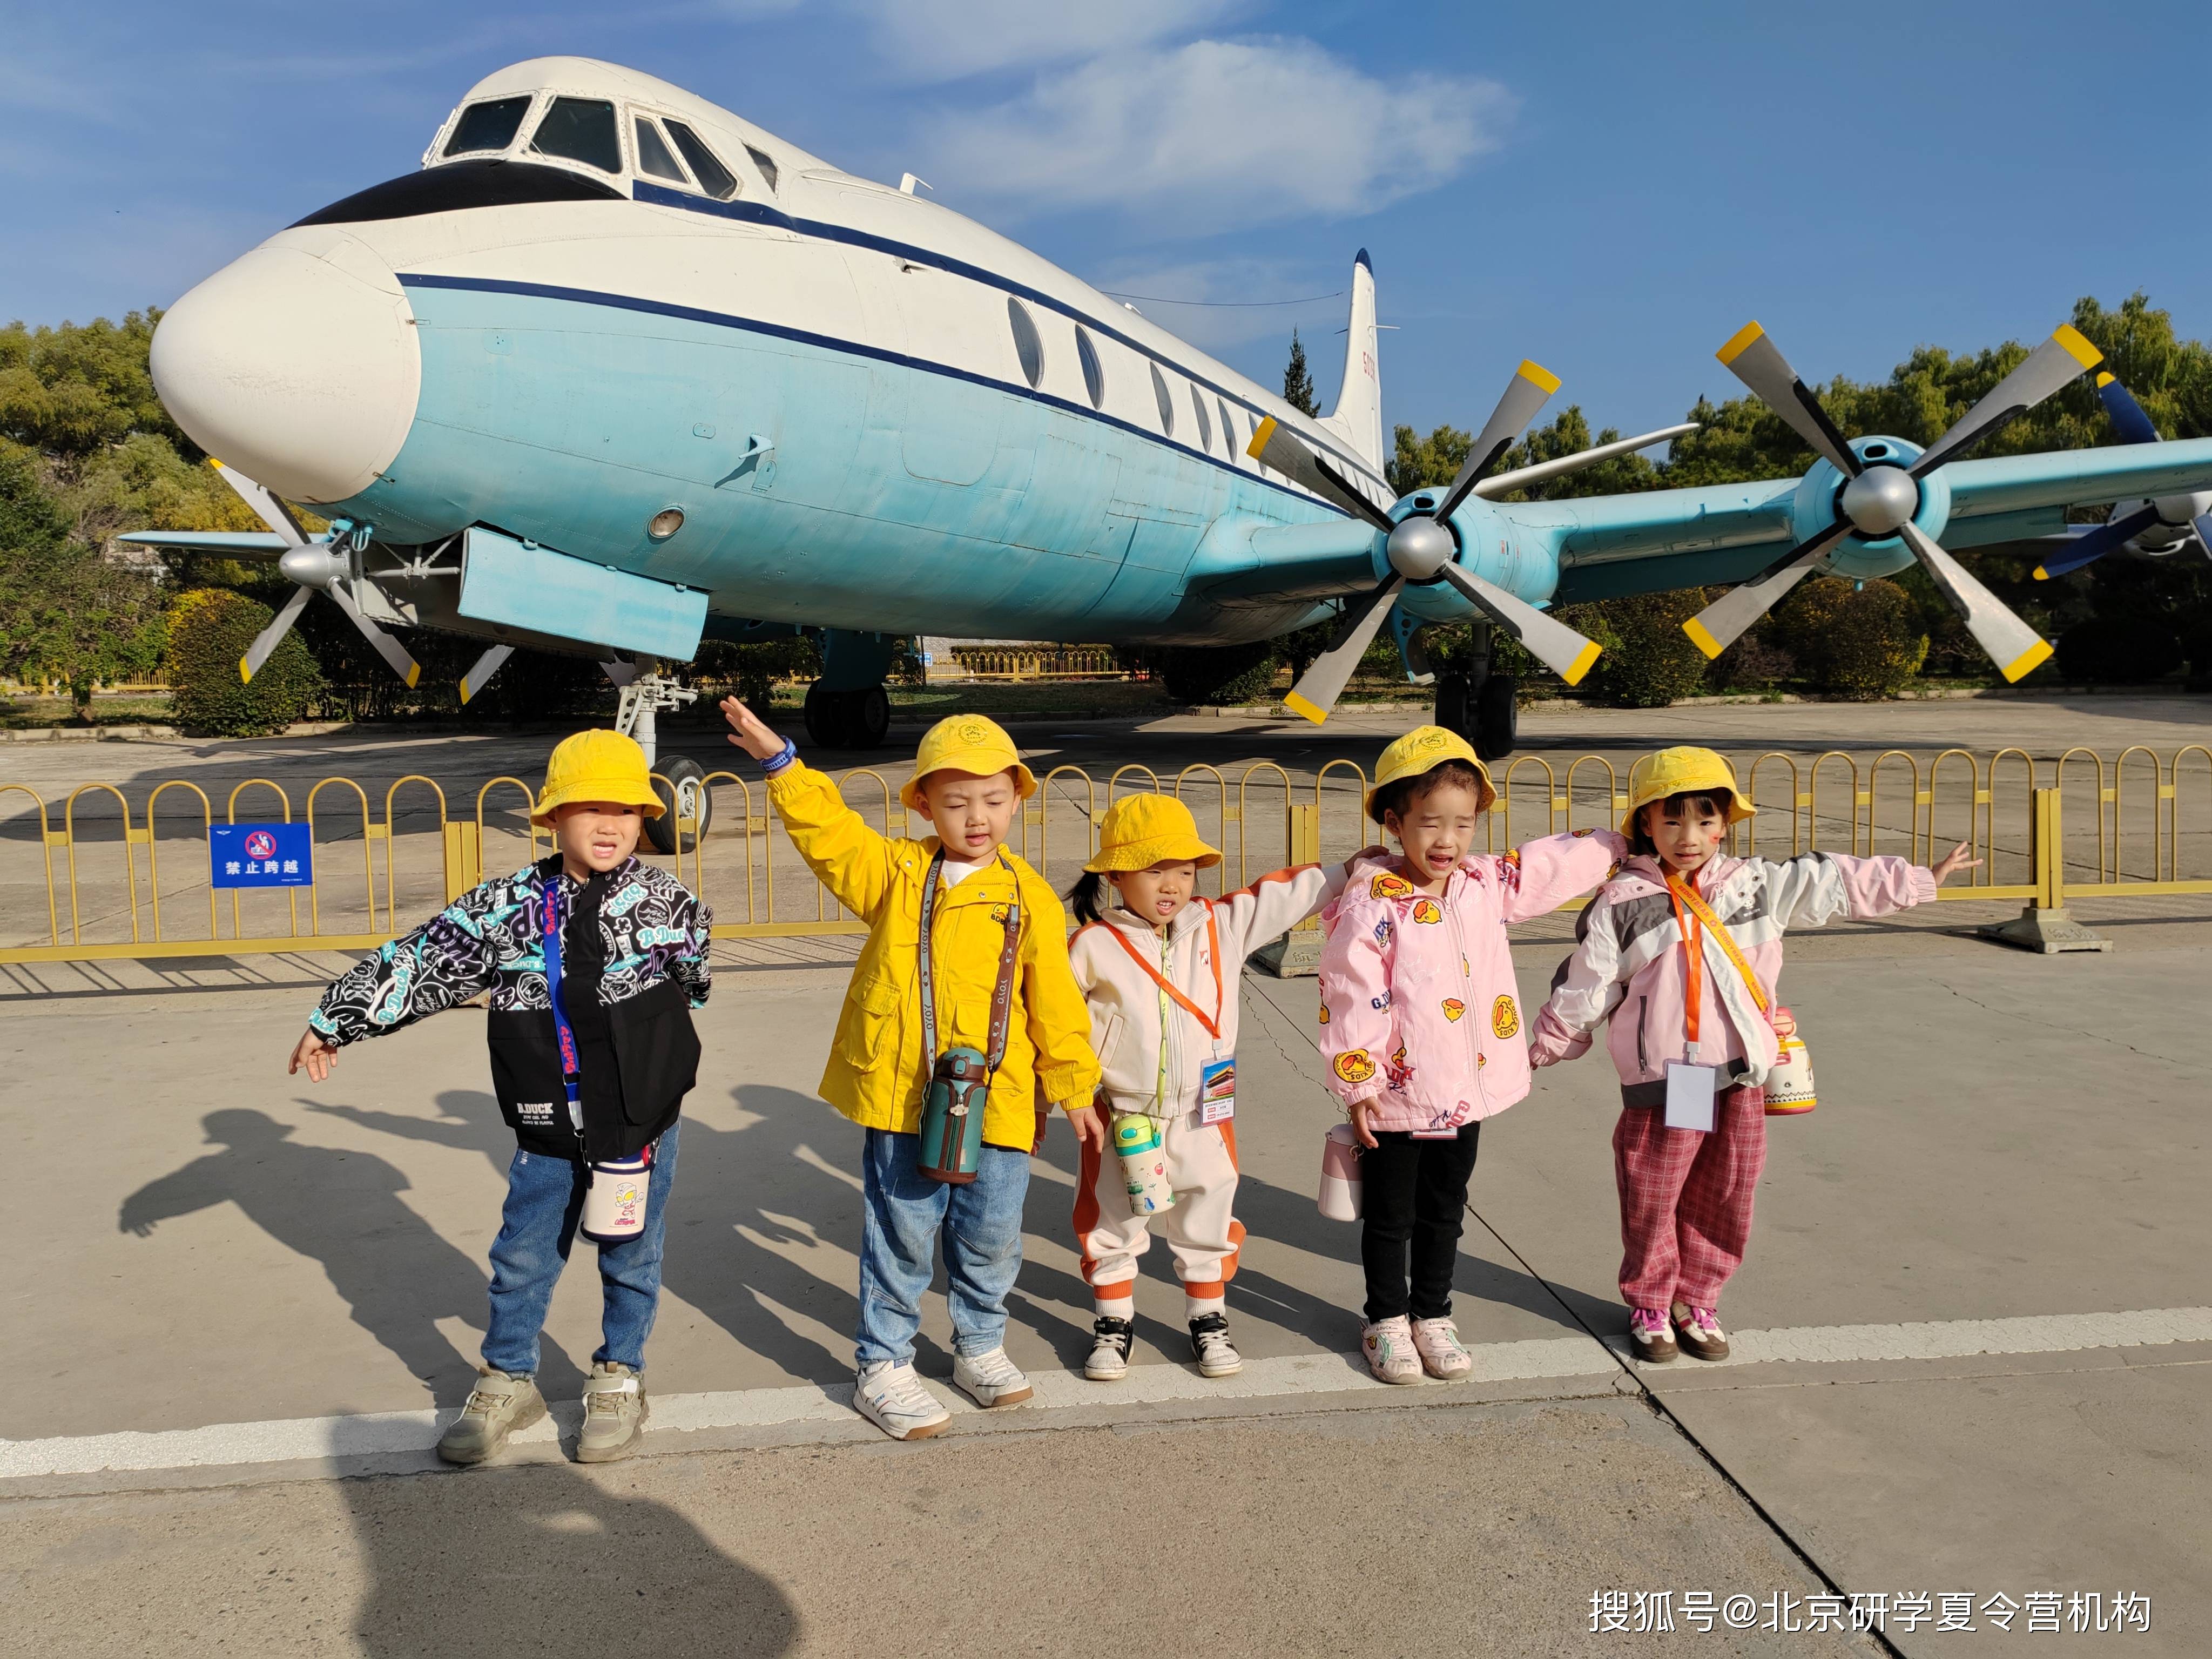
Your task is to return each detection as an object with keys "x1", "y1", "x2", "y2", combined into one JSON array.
[{"x1": 1788, "y1": 436, "x2": 1952, "y2": 582}]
